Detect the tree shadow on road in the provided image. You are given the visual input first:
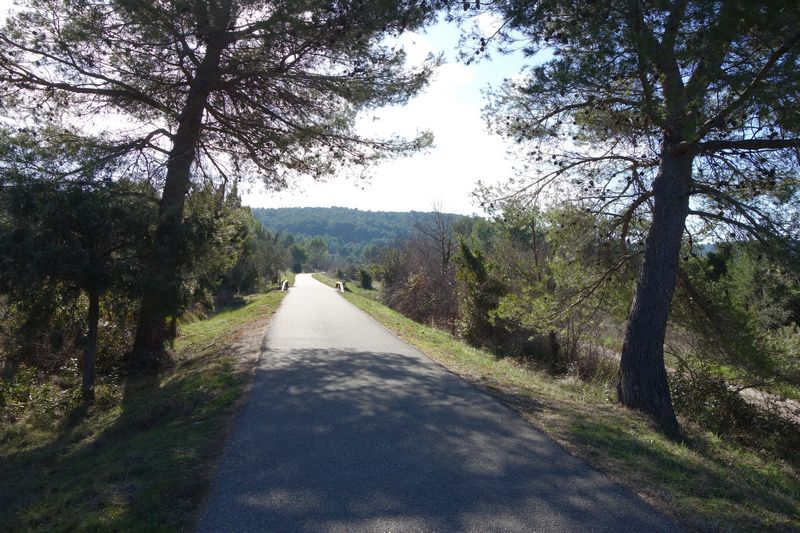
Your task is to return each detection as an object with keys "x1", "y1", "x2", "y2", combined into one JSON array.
[{"x1": 198, "y1": 347, "x2": 677, "y2": 532}]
